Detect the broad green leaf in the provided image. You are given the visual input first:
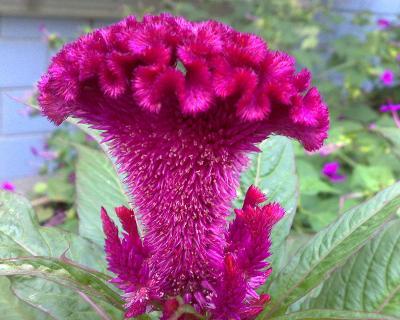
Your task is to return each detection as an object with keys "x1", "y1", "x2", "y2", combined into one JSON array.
[
  {"x1": 0, "y1": 277, "x2": 50, "y2": 320},
  {"x1": 76, "y1": 145, "x2": 130, "y2": 246},
  {"x1": 10, "y1": 277, "x2": 122, "y2": 320},
  {"x1": 269, "y1": 309, "x2": 397, "y2": 320},
  {"x1": 292, "y1": 220, "x2": 400, "y2": 318},
  {"x1": 0, "y1": 257, "x2": 123, "y2": 309},
  {"x1": 0, "y1": 191, "x2": 106, "y2": 271},
  {"x1": 240, "y1": 136, "x2": 298, "y2": 273},
  {"x1": 261, "y1": 181, "x2": 400, "y2": 317},
  {"x1": 0, "y1": 191, "x2": 123, "y2": 319}
]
